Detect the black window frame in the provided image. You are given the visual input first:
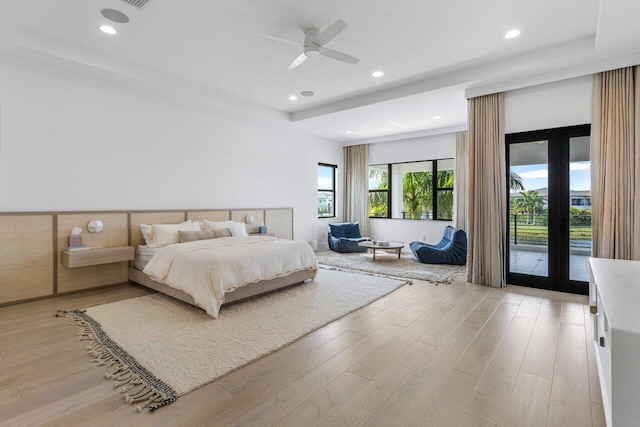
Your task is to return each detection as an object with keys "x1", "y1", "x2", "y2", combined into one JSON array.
[
  {"x1": 434, "y1": 159, "x2": 454, "y2": 220},
  {"x1": 318, "y1": 163, "x2": 337, "y2": 219},
  {"x1": 368, "y1": 164, "x2": 391, "y2": 218},
  {"x1": 368, "y1": 158, "x2": 454, "y2": 221}
]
